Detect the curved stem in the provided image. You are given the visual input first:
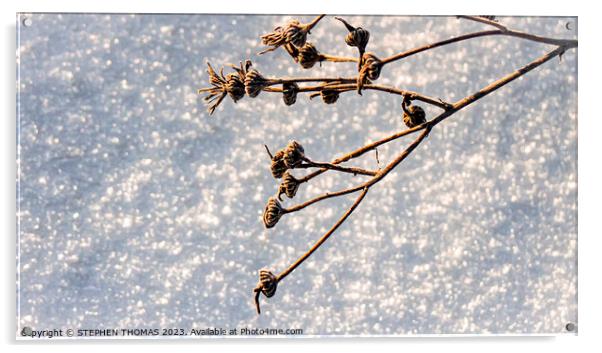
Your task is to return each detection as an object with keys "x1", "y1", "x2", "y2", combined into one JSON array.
[
  {"x1": 332, "y1": 84, "x2": 452, "y2": 110},
  {"x1": 277, "y1": 187, "x2": 369, "y2": 282},
  {"x1": 305, "y1": 14, "x2": 326, "y2": 32},
  {"x1": 381, "y1": 29, "x2": 576, "y2": 65},
  {"x1": 267, "y1": 77, "x2": 356, "y2": 85},
  {"x1": 382, "y1": 30, "x2": 502, "y2": 64},
  {"x1": 262, "y1": 82, "x2": 450, "y2": 110},
  {"x1": 284, "y1": 184, "x2": 366, "y2": 214}
]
